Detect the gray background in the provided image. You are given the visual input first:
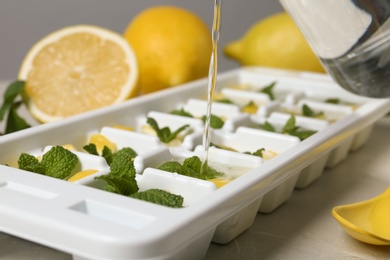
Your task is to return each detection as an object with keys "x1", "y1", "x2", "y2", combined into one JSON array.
[{"x1": 0, "y1": 0, "x2": 283, "y2": 80}]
